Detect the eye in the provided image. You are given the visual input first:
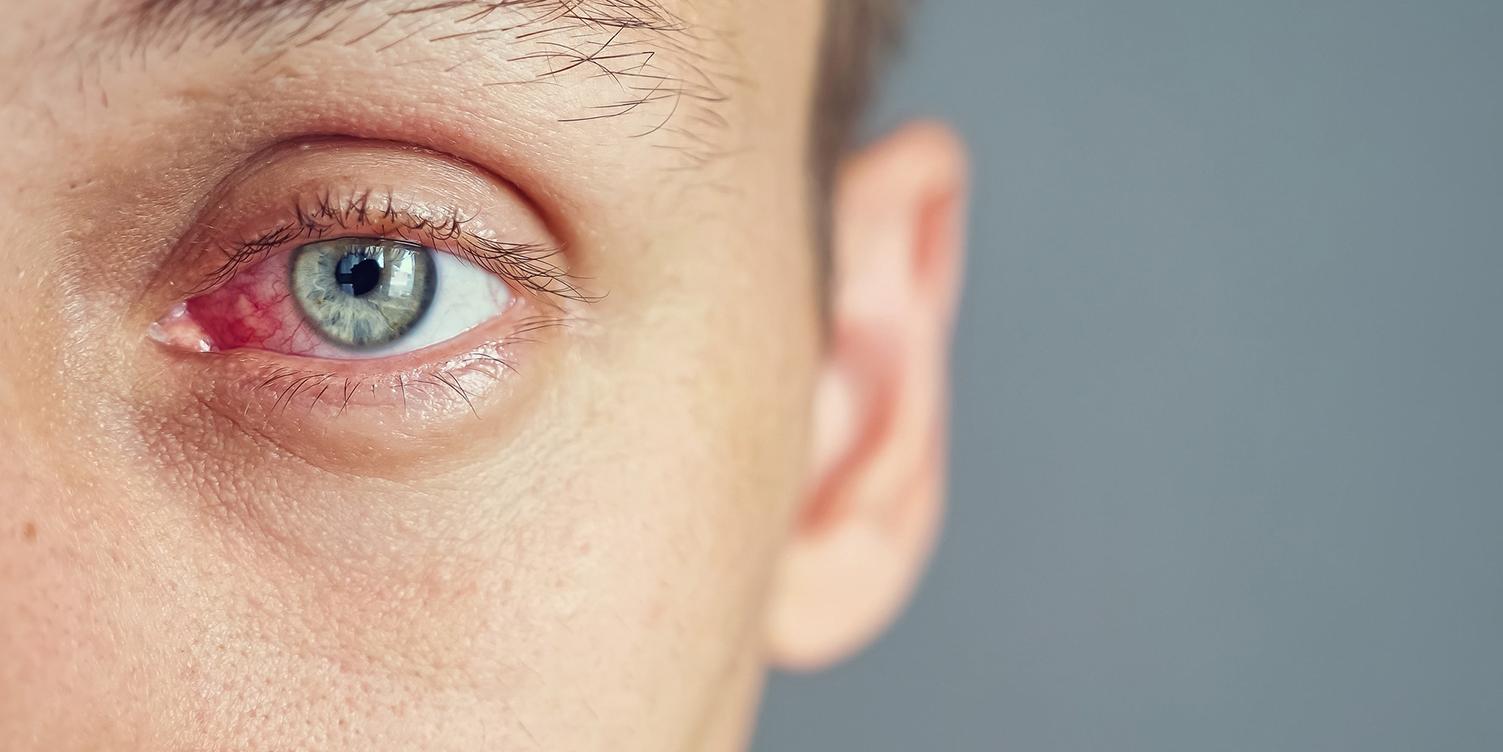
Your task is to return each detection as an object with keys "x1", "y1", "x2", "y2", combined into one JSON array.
[
  {"x1": 171, "y1": 236, "x2": 515, "y2": 360},
  {"x1": 145, "y1": 140, "x2": 588, "y2": 415}
]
